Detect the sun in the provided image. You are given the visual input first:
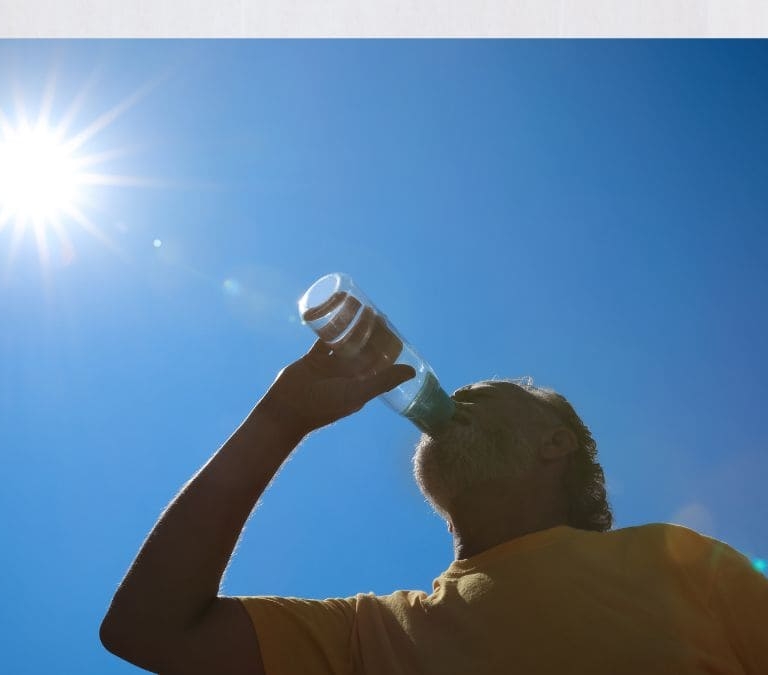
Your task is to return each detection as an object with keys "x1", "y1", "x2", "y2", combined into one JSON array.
[
  {"x1": 0, "y1": 120, "x2": 82, "y2": 228},
  {"x1": 0, "y1": 69, "x2": 168, "y2": 274}
]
